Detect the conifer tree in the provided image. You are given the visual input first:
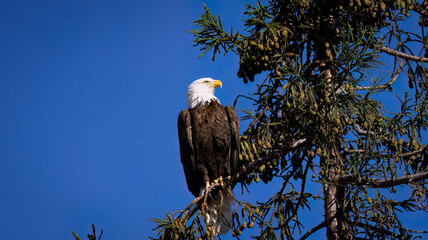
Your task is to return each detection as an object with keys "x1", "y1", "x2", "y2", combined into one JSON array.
[{"x1": 152, "y1": 1, "x2": 428, "y2": 239}]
